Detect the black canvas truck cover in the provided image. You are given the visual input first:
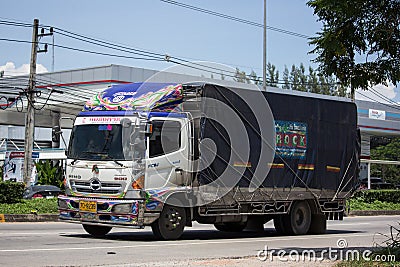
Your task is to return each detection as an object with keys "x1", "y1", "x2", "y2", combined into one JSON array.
[{"x1": 197, "y1": 84, "x2": 360, "y2": 195}]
